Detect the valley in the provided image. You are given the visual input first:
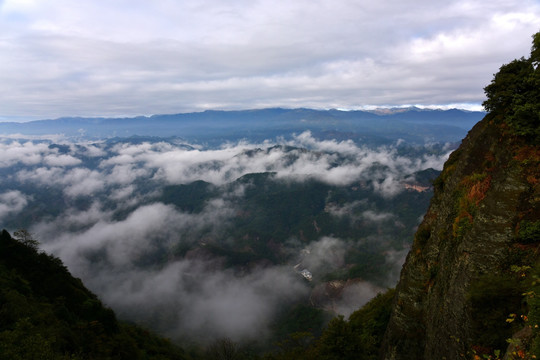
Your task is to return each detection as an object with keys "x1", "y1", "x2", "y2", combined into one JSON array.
[{"x1": 0, "y1": 108, "x2": 474, "y2": 347}]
